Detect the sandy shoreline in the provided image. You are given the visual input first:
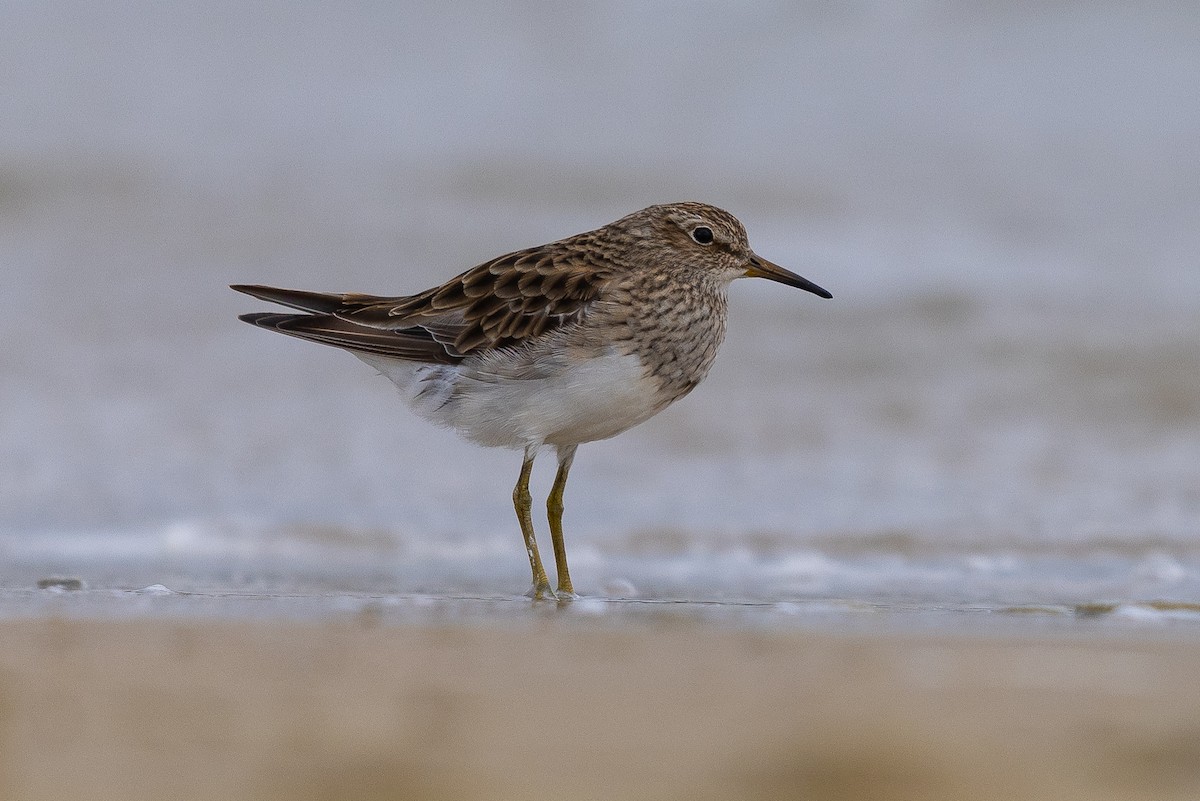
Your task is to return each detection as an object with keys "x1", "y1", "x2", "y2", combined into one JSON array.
[{"x1": 2, "y1": 616, "x2": 1199, "y2": 800}]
